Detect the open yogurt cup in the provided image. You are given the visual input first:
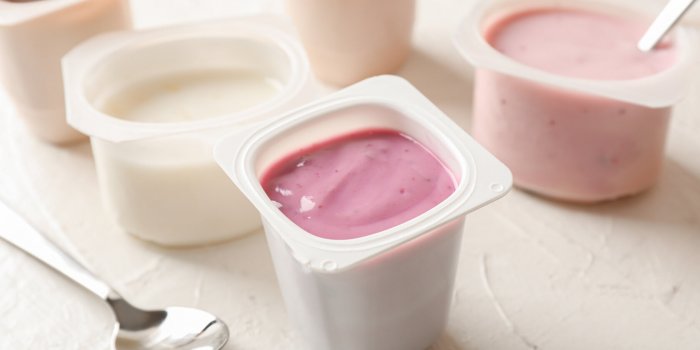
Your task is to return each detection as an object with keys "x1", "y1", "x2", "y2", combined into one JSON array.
[
  {"x1": 63, "y1": 16, "x2": 312, "y2": 246},
  {"x1": 215, "y1": 76, "x2": 511, "y2": 350},
  {"x1": 454, "y1": 0, "x2": 700, "y2": 202},
  {"x1": 0, "y1": 0, "x2": 130, "y2": 144}
]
